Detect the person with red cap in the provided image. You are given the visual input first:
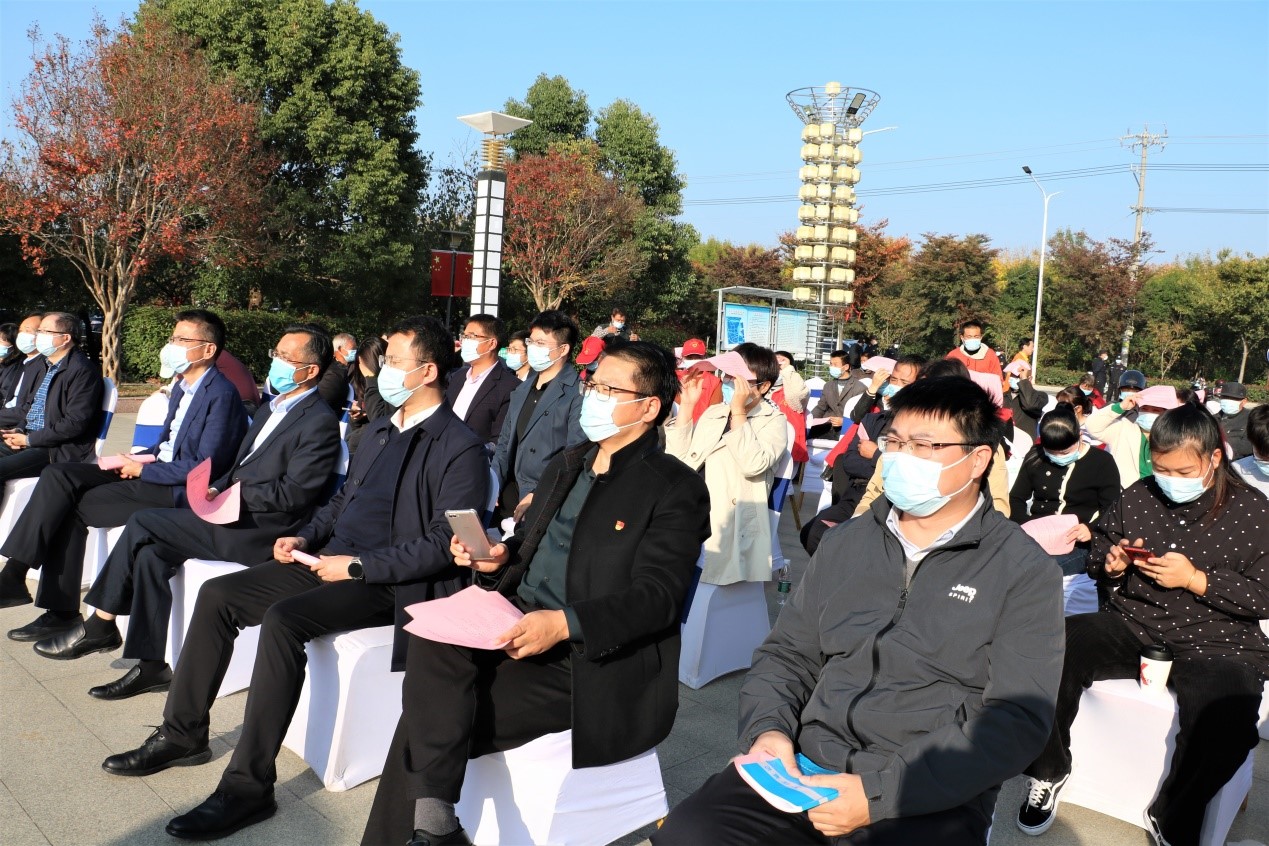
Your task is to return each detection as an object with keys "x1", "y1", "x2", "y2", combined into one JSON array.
[
  {"x1": 676, "y1": 338, "x2": 722, "y2": 423},
  {"x1": 576, "y1": 336, "x2": 606, "y2": 382}
]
